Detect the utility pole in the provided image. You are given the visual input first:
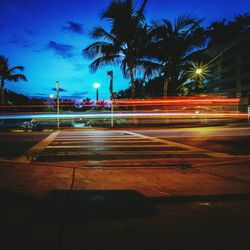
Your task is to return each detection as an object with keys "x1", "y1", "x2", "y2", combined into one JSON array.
[
  {"x1": 107, "y1": 70, "x2": 114, "y2": 127},
  {"x1": 56, "y1": 81, "x2": 60, "y2": 129},
  {"x1": 93, "y1": 83, "x2": 100, "y2": 111}
]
